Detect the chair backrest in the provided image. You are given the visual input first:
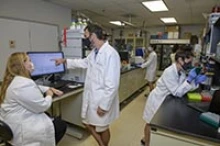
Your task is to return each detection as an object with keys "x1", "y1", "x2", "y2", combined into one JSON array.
[
  {"x1": 209, "y1": 89, "x2": 220, "y2": 115},
  {"x1": 0, "y1": 120, "x2": 13, "y2": 141}
]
